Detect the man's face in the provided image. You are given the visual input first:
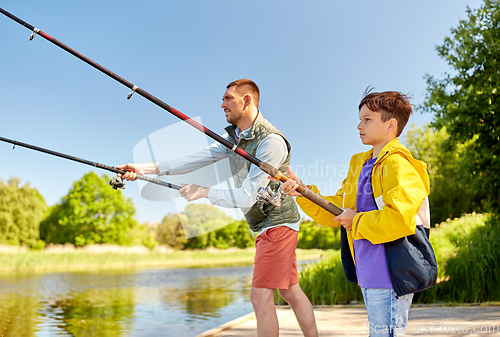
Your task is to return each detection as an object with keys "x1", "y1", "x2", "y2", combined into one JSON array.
[
  {"x1": 221, "y1": 86, "x2": 246, "y2": 125},
  {"x1": 357, "y1": 105, "x2": 391, "y2": 148}
]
